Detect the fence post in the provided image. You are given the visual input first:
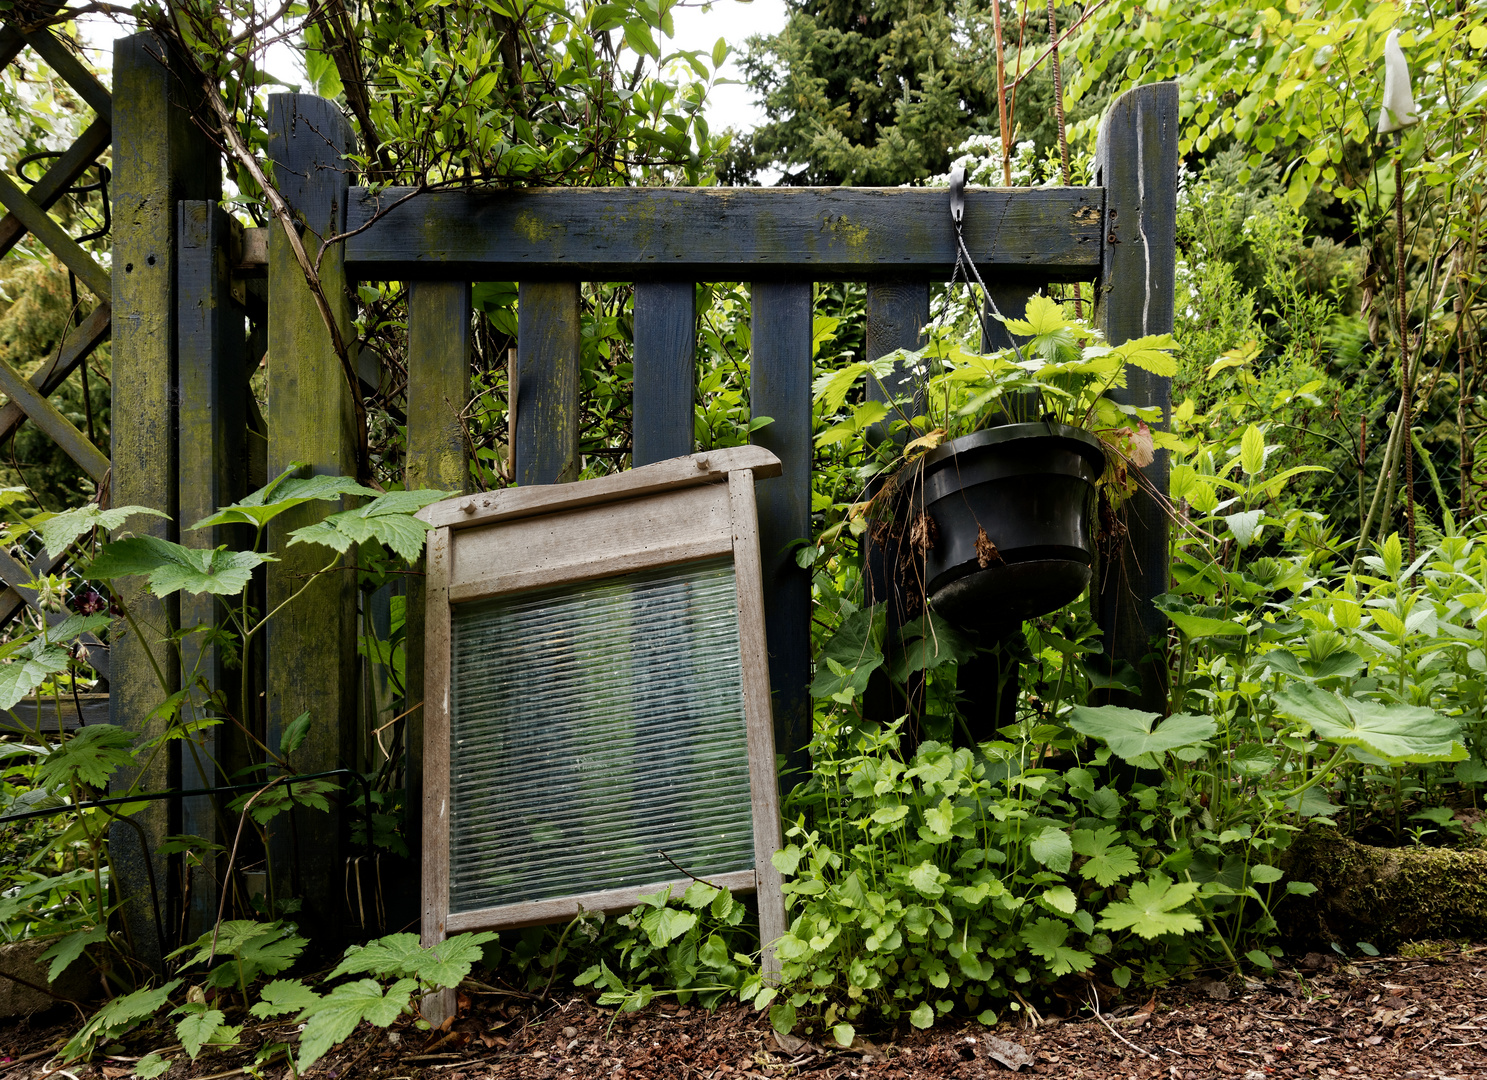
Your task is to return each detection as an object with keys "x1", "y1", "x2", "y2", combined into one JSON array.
[
  {"x1": 176, "y1": 201, "x2": 249, "y2": 941},
  {"x1": 264, "y1": 93, "x2": 360, "y2": 930},
  {"x1": 750, "y1": 282, "x2": 813, "y2": 780},
  {"x1": 110, "y1": 32, "x2": 220, "y2": 965},
  {"x1": 404, "y1": 280, "x2": 470, "y2": 929},
  {"x1": 1093, "y1": 81, "x2": 1179, "y2": 712}
]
